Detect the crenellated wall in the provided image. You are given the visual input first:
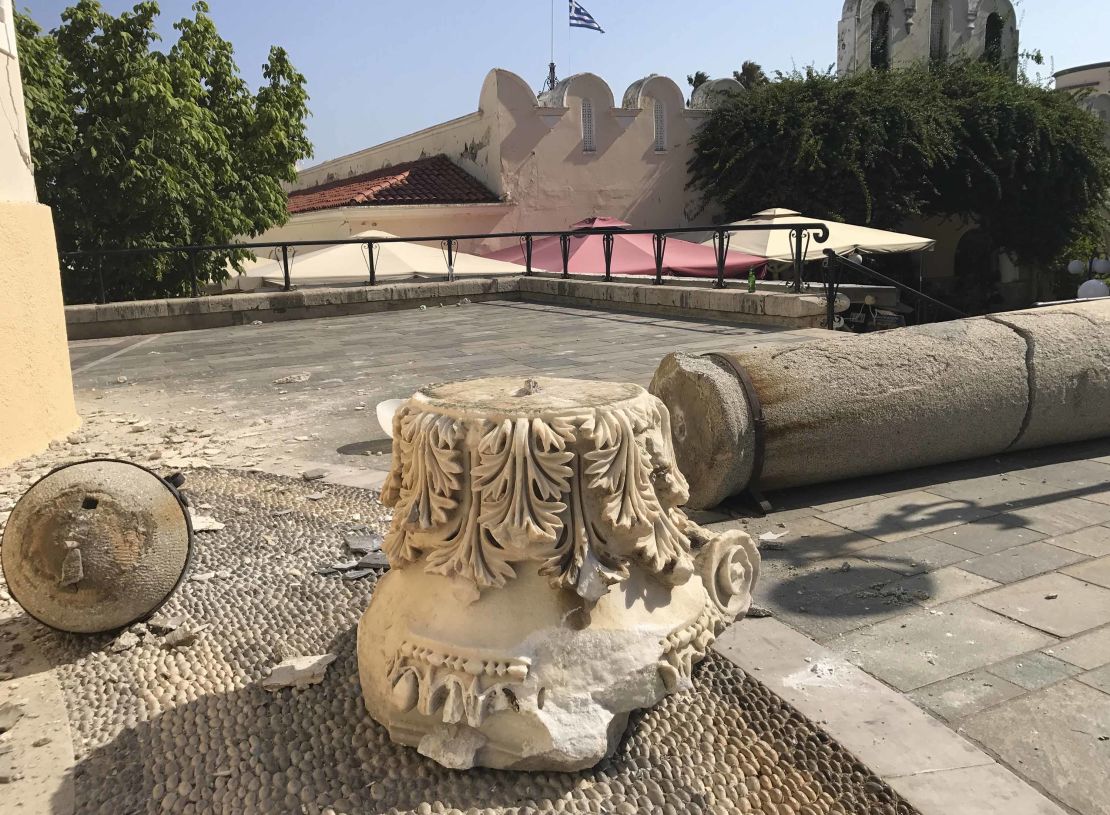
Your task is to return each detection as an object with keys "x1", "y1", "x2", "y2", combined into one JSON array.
[{"x1": 268, "y1": 69, "x2": 735, "y2": 254}]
